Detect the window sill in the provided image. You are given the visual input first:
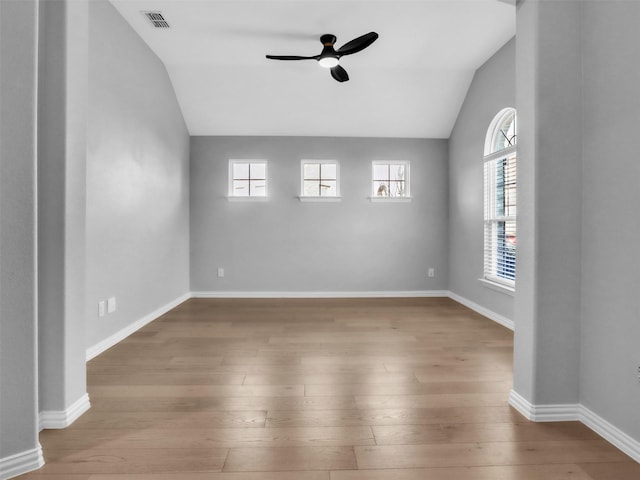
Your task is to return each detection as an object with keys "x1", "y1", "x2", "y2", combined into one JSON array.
[
  {"x1": 298, "y1": 196, "x2": 342, "y2": 203},
  {"x1": 226, "y1": 196, "x2": 268, "y2": 202},
  {"x1": 369, "y1": 196, "x2": 412, "y2": 203},
  {"x1": 478, "y1": 278, "x2": 515, "y2": 296}
]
